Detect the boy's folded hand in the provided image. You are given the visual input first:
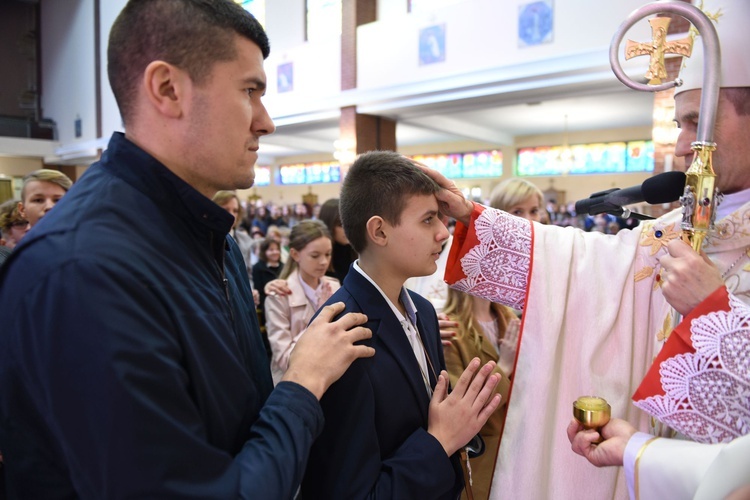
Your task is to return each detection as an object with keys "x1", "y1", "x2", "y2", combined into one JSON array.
[{"x1": 427, "y1": 358, "x2": 502, "y2": 456}]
